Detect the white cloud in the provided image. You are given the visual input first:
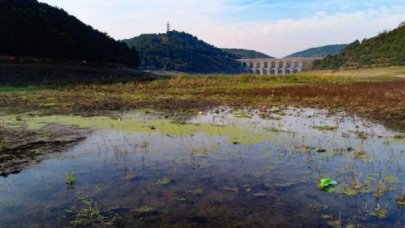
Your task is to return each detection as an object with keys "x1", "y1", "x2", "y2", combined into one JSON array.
[
  {"x1": 195, "y1": 7, "x2": 405, "y2": 57},
  {"x1": 39, "y1": 1, "x2": 405, "y2": 57}
]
